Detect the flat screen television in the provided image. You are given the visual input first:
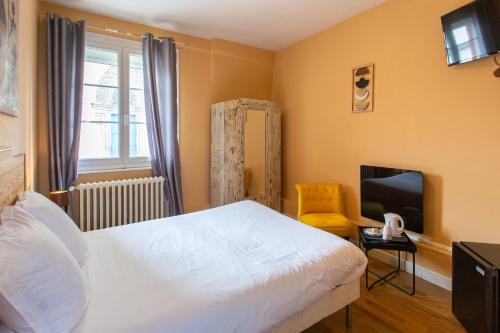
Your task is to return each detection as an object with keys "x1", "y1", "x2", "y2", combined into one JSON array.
[
  {"x1": 360, "y1": 165, "x2": 424, "y2": 234},
  {"x1": 441, "y1": 0, "x2": 499, "y2": 66},
  {"x1": 484, "y1": 0, "x2": 500, "y2": 46}
]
